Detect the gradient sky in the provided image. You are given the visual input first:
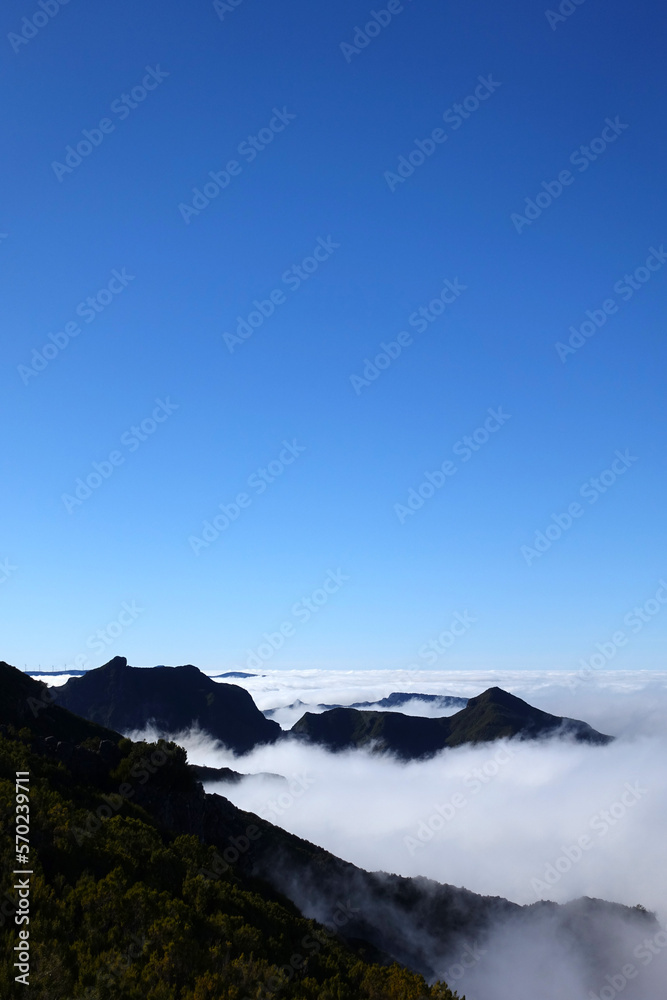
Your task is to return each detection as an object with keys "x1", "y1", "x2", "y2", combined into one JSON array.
[{"x1": 2, "y1": 0, "x2": 666, "y2": 672}]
